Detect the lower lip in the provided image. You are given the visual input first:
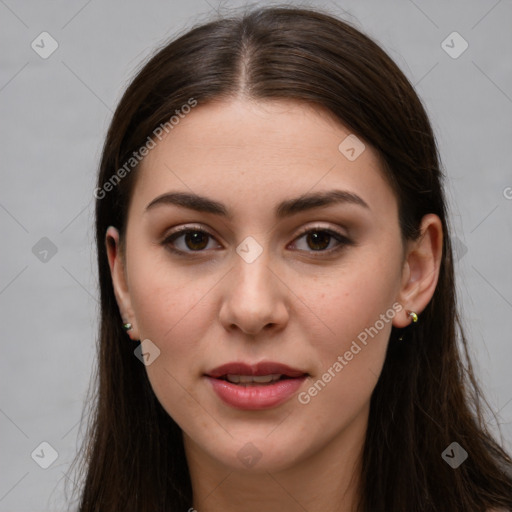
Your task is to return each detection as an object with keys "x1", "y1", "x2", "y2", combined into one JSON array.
[{"x1": 206, "y1": 376, "x2": 306, "y2": 410}]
